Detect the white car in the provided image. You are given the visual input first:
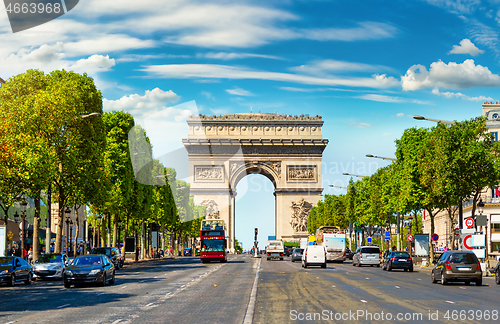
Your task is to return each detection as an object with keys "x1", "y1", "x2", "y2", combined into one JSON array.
[
  {"x1": 32, "y1": 253, "x2": 69, "y2": 280},
  {"x1": 302, "y1": 245, "x2": 327, "y2": 268},
  {"x1": 352, "y1": 246, "x2": 381, "y2": 267}
]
